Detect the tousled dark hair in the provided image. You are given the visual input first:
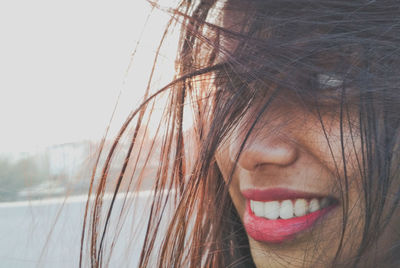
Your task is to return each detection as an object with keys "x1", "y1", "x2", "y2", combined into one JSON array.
[{"x1": 80, "y1": 0, "x2": 400, "y2": 267}]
